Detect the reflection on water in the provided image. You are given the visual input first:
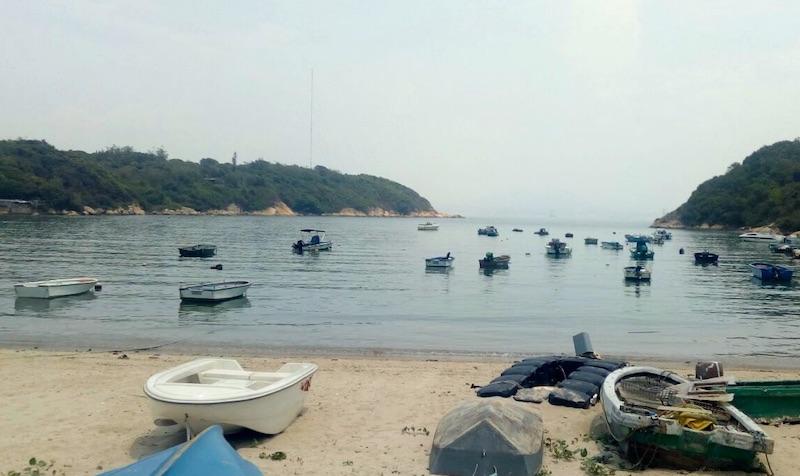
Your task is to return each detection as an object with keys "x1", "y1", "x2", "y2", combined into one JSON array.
[{"x1": 0, "y1": 215, "x2": 799, "y2": 360}]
